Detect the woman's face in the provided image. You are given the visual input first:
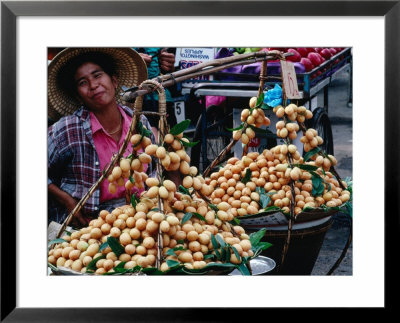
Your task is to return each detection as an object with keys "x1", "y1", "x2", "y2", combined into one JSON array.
[{"x1": 74, "y1": 62, "x2": 118, "y2": 111}]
